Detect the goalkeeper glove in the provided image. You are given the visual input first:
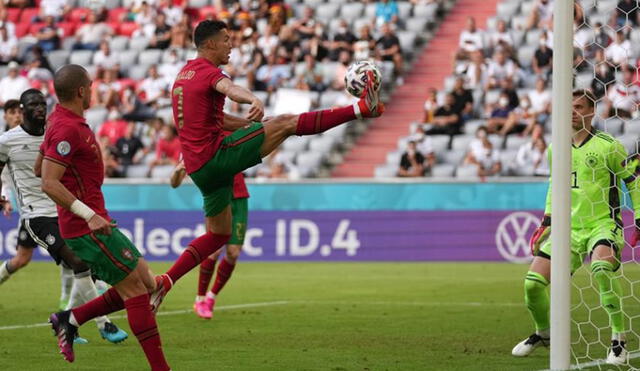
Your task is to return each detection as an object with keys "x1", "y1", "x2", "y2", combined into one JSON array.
[
  {"x1": 530, "y1": 215, "x2": 551, "y2": 256},
  {"x1": 630, "y1": 219, "x2": 640, "y2": 247}
]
